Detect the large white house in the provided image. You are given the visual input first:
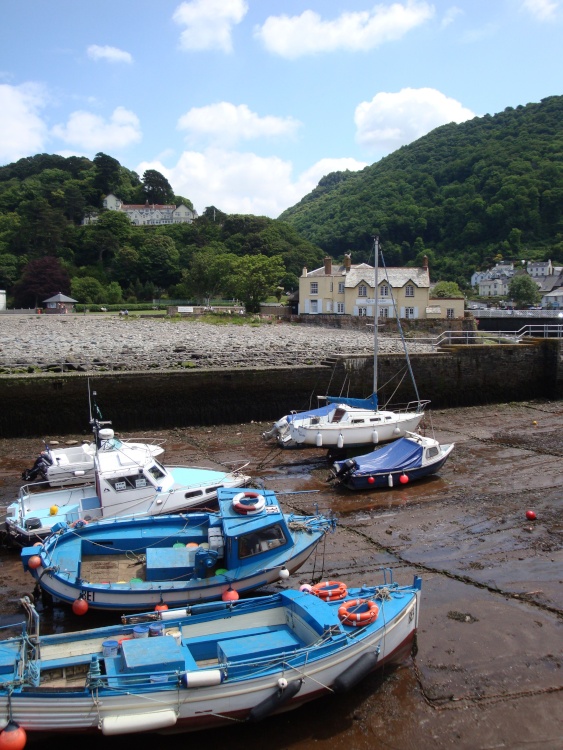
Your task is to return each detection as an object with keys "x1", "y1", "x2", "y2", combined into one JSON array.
[{"x1": 83, "y1": 193, "x2": 197, "y2": 226}]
